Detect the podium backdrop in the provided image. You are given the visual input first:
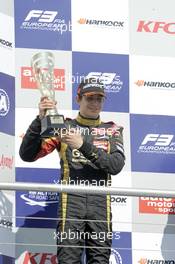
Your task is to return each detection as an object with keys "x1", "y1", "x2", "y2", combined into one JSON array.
[{"x1": 1, "y1": 0, "x2": 175, "y2": 263}]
